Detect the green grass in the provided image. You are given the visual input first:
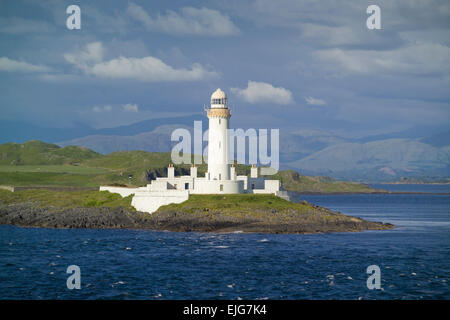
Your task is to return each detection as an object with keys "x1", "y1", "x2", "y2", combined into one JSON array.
[
  {"x1": 0, "y1": 172, "x2": 102, "y2": 187},
  {"x1": 82, "y1": 151, "x2": 207, "y2": 186},
  {"x1": 0, "y1": 140, "x2": 101, "y2": 165},
  {"x1": 158, "y1": 194, "x2": 311, "y2": 216},
  {"x1": 0, "y1": 189, "x2": 134, "y2": 210},
  {"x1": 155, "y1": 194, "x2": 373, "y2": 229},
  {"x1": 83, "y1": 150, "x2": 172, "y2": 169},
  {"x1": 0, "y1": 165, "x2": 110, "y2": 174}
]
